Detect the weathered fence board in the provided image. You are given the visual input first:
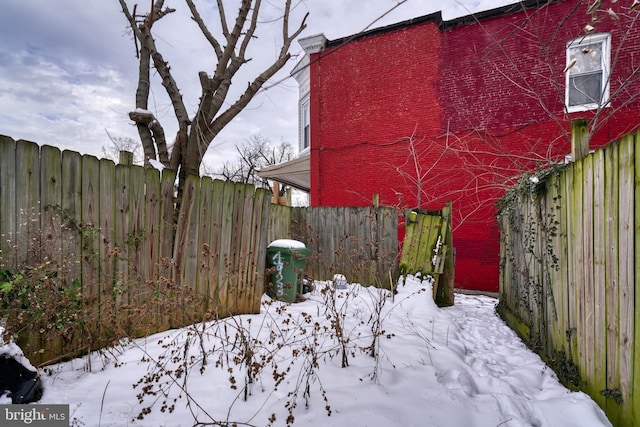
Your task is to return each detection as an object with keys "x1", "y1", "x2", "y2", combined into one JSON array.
[
  {"x1": 593, "y1": 149, "x2": 607, "y2": 409},
  {"x1": 62, "y1": 150, "x2": 82, "y2": 283},
  {"x1": 497, "y1": 129, "x2": 639, "y2": 426},
  {"x1": 251, "y1": 188, "x2": 270, "y2": 310},
  {"x1": 618, "y1": 135, "x2": 635, "y2": 424},
  {"x1": 81, "y1": 154, "x2": 101, "y2": 348},
  {"x1": 40, "y1": 145, "x2": 63, "y2": 267},
  {"x1": 144, "y1": 167, "x2": 161, "y2": 286},
  {"x1": 634, "y1": 134, "x2": 640, "y2": 425},
  {"x1": 39, "y1": 145, "x2": 64, "y2": 359},
  {"x1": 114, "y1": 164, "x2": 130, "y2": 309},
  {"x1": 544, "y1": 175, "x2": 555, "y2": 345},
  {"x1": 197, "y1": 176, "x2": 214, "y2": 314},
  {"x1": 564, "y1": 162, "x2": 580, "y2": 371},
  {"x1": 581, "y1": 154, "x2": 595, "y2": 399},
  {"x1": 557, "y1": 171, "x2": 569, "y2": 355},
  {"x1": 208, "y1": 179, "x2": 224, "y2": 314},
  {"x1": 15, "y1": 140, "x2": 40, "y2": 266},
  {"x1": 129, "y1": 163, "x2": 146, "y2": 292},
  {"x1": 0, "y1": 136, "x2": 16, "y2": 259},
  {"x1": 216, "y1": 180, "x2": 234, "y2": 314},
  {"x1": 238, "y1": 183, "x2": 254, "y2": 311},
  {"x1": 604, "y1": 141, "x2": 621, "y2": 424}
]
